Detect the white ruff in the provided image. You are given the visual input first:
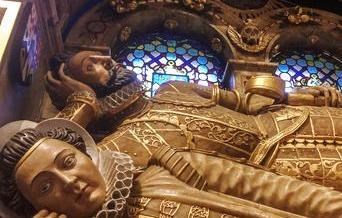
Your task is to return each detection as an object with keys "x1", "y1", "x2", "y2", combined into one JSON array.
[{"x1": 95, "y1": 151, "x2": 135, "y2": 218}]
